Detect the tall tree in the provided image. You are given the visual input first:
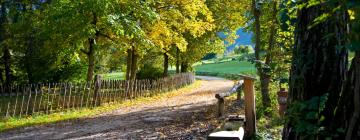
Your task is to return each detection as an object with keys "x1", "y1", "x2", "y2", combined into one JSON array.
[
  {"x1": 174, "y1": 0, "x2": 247, "y2": 72},
  {"x1": 283, "y1": 0, "x2": 360, "y2": 139},
  {"x1": 0, "y1": 1, "x2": 11, "y2": 87},
  {"x1": 251, "y1": 0, "x2": 272, "y2": 108},
  {"x1": 147, "y1": 0, "x2": 215, "y2": 75},
  {"x1": 43, "y1": 0, "x2": 155, "y2": 81}
]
